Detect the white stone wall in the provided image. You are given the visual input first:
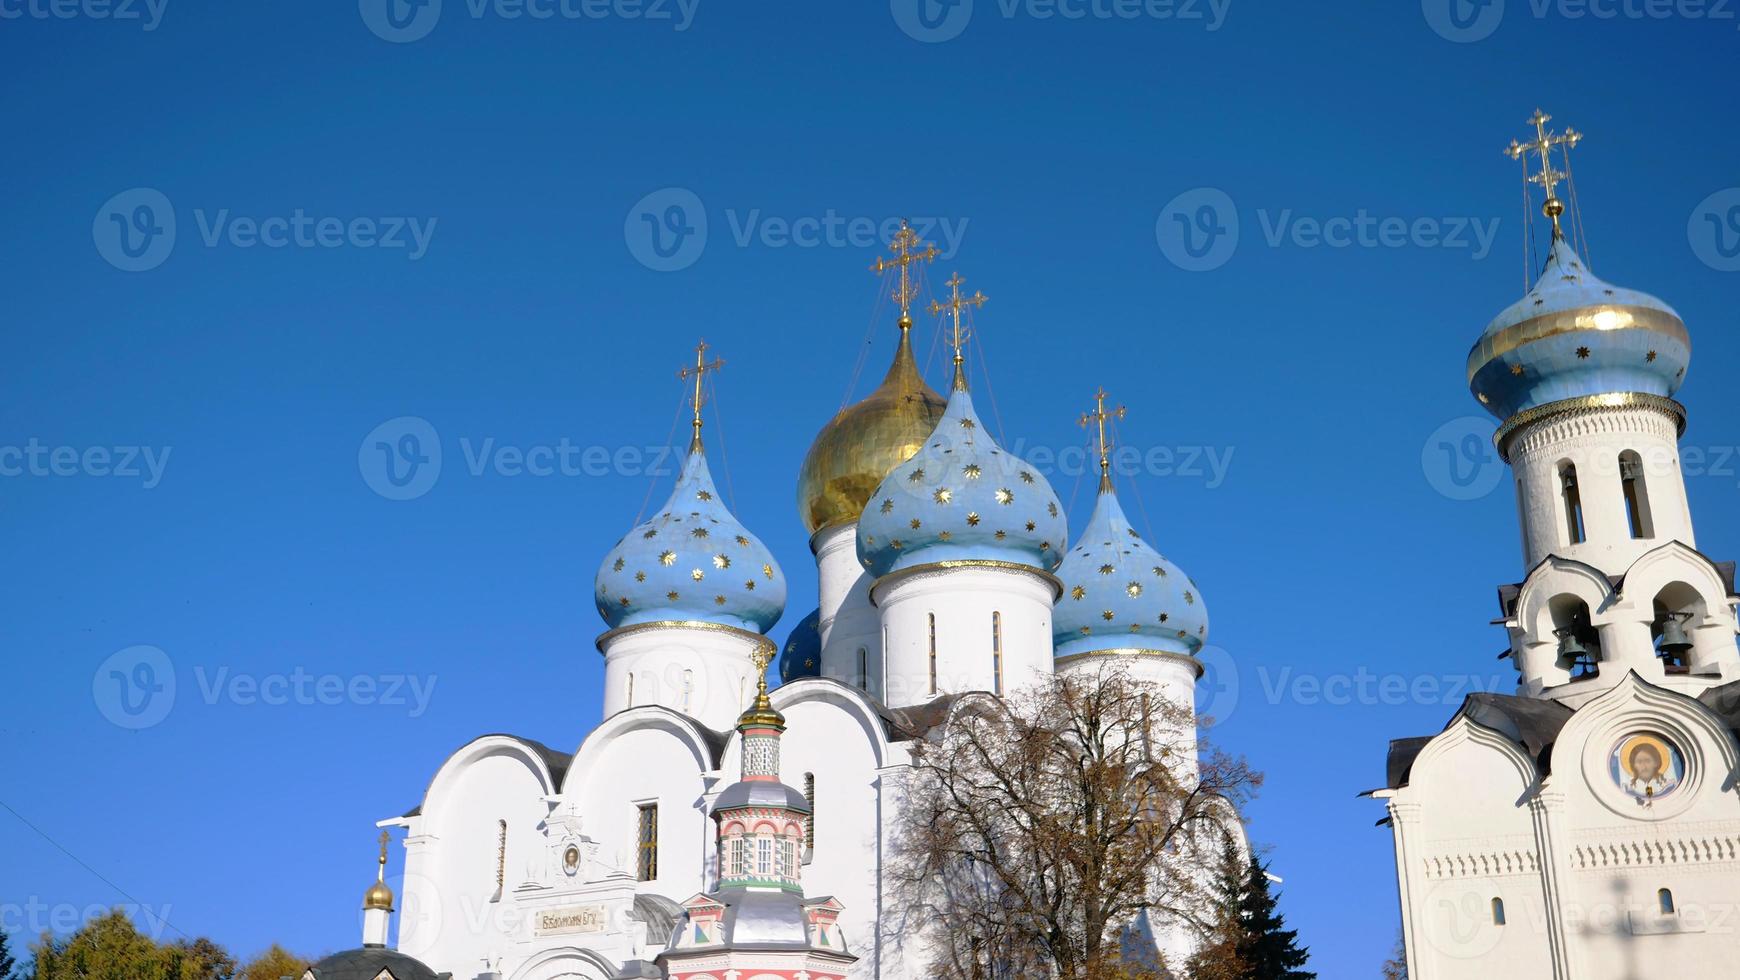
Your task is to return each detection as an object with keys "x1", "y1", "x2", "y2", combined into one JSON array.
[
  {"x1": 814, "y1": 523, "x2": 884, "y2": 696},
  {"x1": 871, "y1": 564, "x2": 1056, "y2": 708},
  {"x1": 598, "y1": 623, "x2": 762, "y2": 732}
]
